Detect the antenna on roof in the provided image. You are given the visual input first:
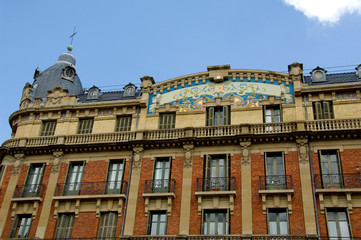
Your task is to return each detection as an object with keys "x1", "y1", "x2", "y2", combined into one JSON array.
[{"x1": 67, "y1": 25, "x2": 77, "y2": 52}]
